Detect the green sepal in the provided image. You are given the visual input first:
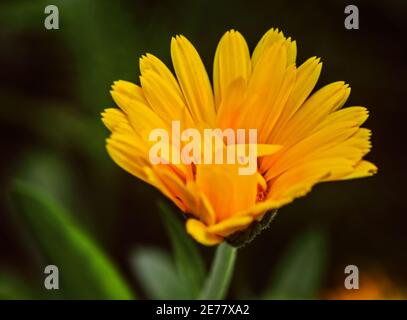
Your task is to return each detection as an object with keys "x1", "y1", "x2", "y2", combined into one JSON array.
[{"x1": 225, "y1": 210, "x2": 278, "y2": 248}]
